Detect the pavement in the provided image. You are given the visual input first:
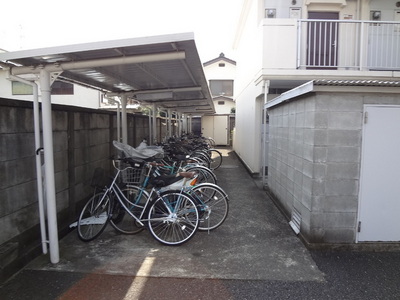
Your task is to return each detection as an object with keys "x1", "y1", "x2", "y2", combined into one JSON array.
[{"x1": 1, "y1": 148, "x2": 400, "y2": 299}]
